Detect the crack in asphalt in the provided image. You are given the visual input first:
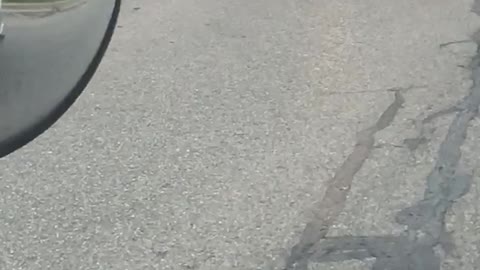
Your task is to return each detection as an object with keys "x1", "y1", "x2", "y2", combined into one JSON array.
[
  {"x1": 284, "y1": 90, "x2": 406, "y2": 269},
  {"x1": 404, "y1": 105, "x2": 461, "y2": 151},
  {"x1": 305, "y1": 46, "x2": 479, "y2": 269},
  {"x1": 319, "y1": 85, "x2": 426, "y2": 96},
  {"x1": 282, "y1": 2, "x2": 480, "y2": 268}
]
